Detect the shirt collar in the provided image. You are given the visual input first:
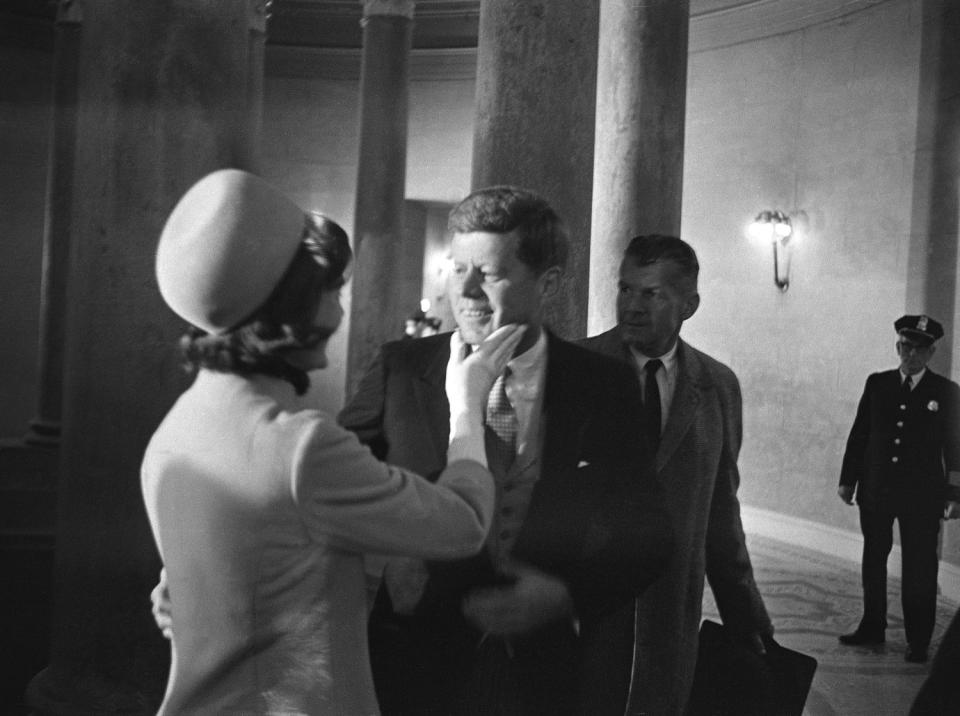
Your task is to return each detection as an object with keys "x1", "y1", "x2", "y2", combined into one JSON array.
[
  {"x1": 901, "y1": 367, "x2": 925, "y2": 385},
  {"x1": 449, "y1": 326, "x2": 548, "y2": 386},
  {"x1": 629, "y1": 338, "x2": 679, "y2": 374}
]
